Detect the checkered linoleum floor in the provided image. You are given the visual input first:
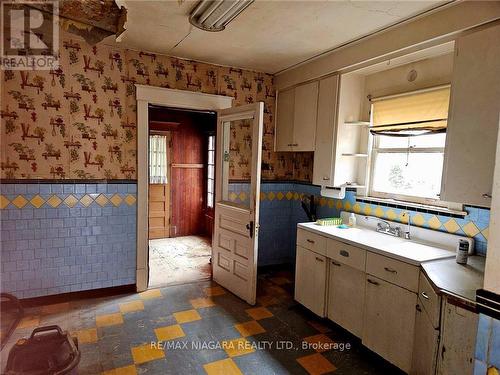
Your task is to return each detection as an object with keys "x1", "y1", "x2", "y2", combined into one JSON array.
[{"x1": 2, "y1": 271, "x2": 403, "y2": 375}]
